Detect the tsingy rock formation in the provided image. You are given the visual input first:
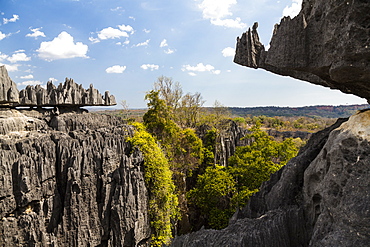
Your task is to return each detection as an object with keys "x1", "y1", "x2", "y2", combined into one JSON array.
[
  {"x1": 234, "y1": 0, "x2": 370, "y2": 102},
  {"x1": 0, "y1": 66, "x2": 19, "y2": 104},
  {"x1": 0, "y1": 65, "x2": 117, "y2": 107},
  {"x1": 171, "y1": 0, "x2": 370, "y2": 246},
  {"x1": 0, "y1": 109, "x2": 150, "y2": 246}
]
